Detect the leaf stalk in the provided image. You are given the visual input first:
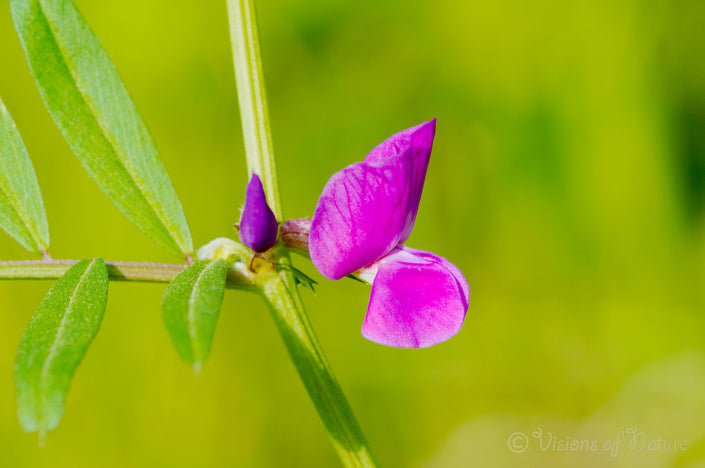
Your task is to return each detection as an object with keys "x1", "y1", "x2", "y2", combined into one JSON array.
[{"x1": 0, "y1": 259, "x2": 254, "y2": 290}]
